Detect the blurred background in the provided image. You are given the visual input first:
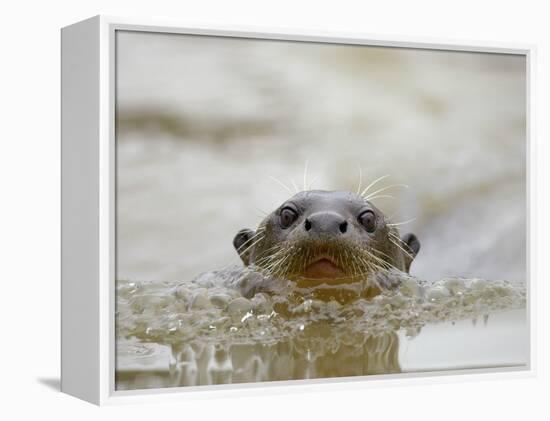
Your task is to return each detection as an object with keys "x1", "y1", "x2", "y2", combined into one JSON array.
[{"x1": 115, "y1": 30, "x2": 526, "y2": 283}]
